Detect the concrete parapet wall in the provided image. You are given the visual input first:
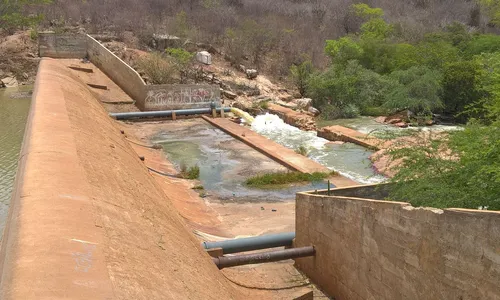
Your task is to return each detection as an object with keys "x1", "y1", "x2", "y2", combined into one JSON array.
[
  {"x1": 144, "y1": 84, "x2": 220, "y2": 111},
  {"x1": 86, "y1": 35, "x2": 146, "y2": 105},
  {"x1": 295, "y1": 187, "x2": 500, "y2": 300},
  {"x1": 0, "y1": 58, "x2": 247, "y2": 300},
  {"x1": 38, "y1": 32, "x2": 87, "y2": 58}
]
